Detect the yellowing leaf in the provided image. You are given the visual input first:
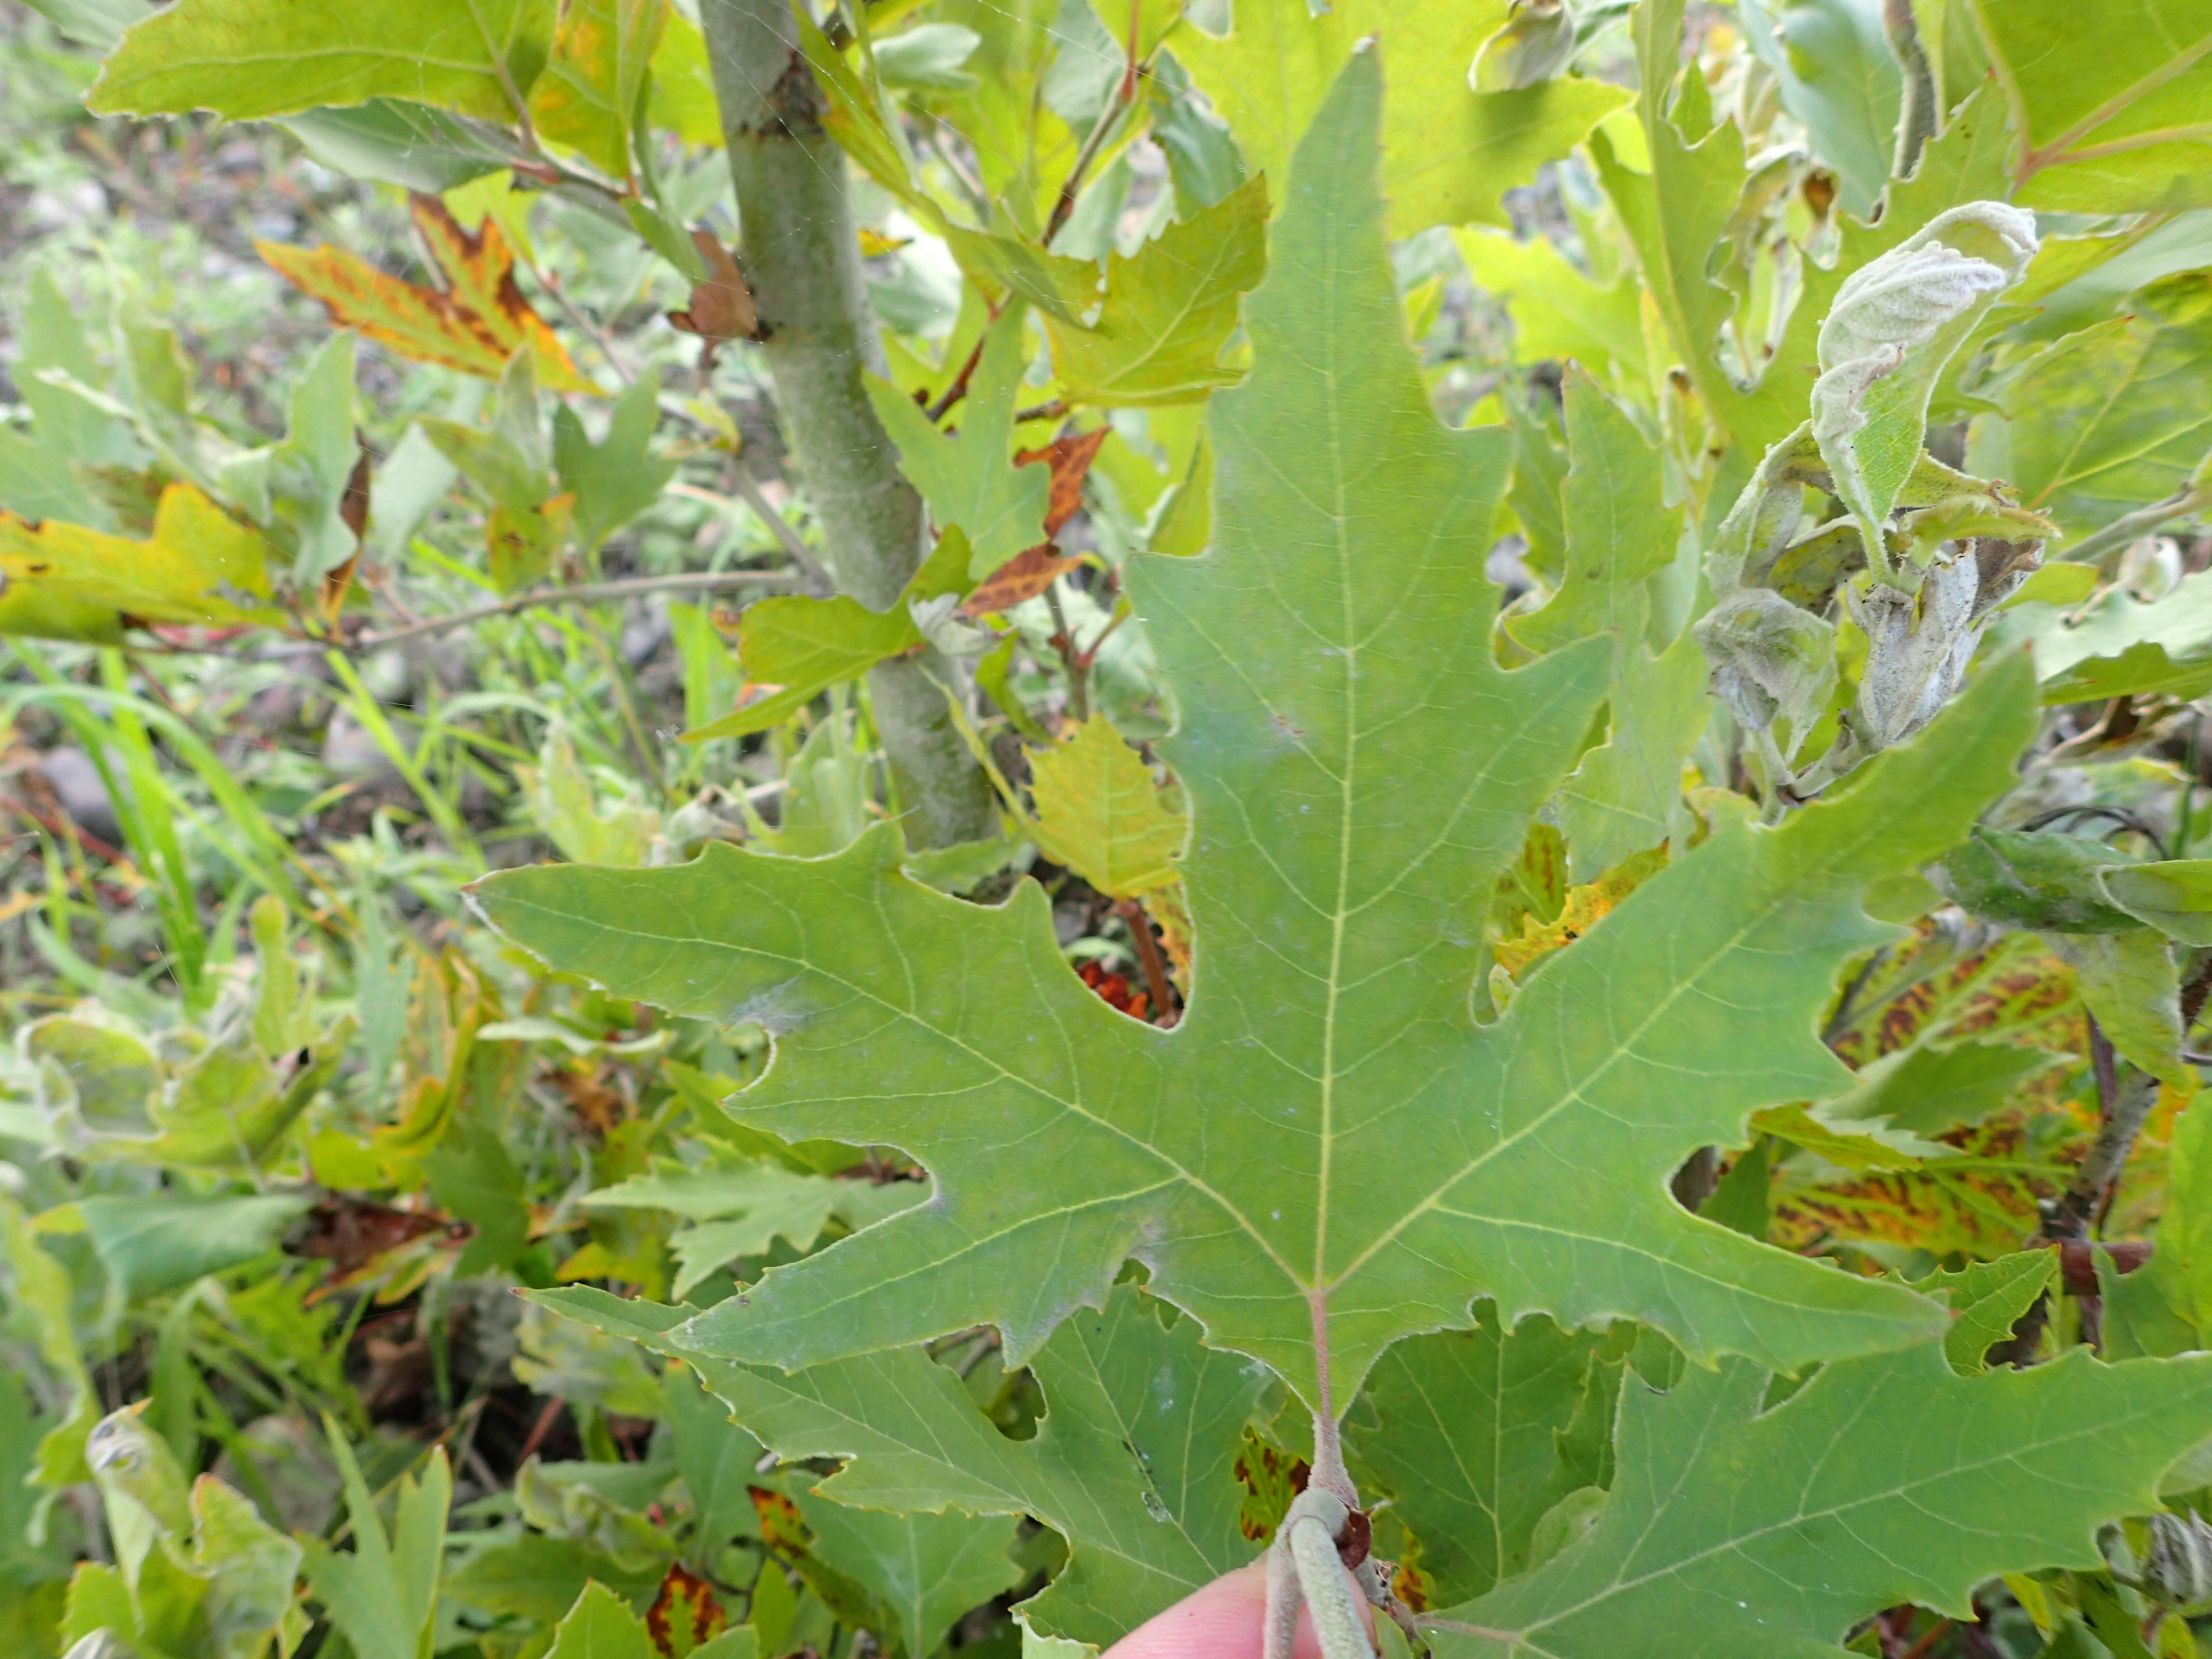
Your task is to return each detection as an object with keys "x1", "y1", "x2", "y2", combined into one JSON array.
[
  {"x1": 529, "y1": 0, "x2": 669, "y2": 179},
  {"x1": 0, "y1": 483, "x2": 281, "y2": 639},
  {"x1": 1028, "y1": 716, "x2": 1186, "y2": 898},
  {"x1": 1043, "y1": 176, "x2": 1270, "y2": 408},
  {"x1": 258, "y1": 196, "x2": 596, "y2": 393},
  {"x1": 1491, "y1": 845, "x2": 1667, "y2": 978}
]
